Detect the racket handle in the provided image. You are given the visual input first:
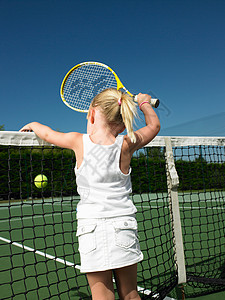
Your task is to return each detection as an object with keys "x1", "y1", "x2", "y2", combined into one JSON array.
[{"x1": 134, "y1": 95, "x2": 160, "y2": 108}]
